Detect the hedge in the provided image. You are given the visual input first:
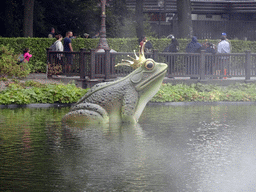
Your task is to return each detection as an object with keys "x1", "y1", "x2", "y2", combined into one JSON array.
[{"x1": 1, "y1": 37, "x2": 256, "y2": 73}]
